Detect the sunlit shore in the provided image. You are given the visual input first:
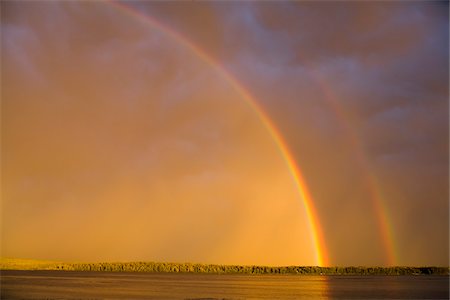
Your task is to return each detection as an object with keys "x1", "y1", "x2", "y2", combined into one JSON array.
[{"x1": 1, "y1": 258, "x2": 447, "y2": 275}]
